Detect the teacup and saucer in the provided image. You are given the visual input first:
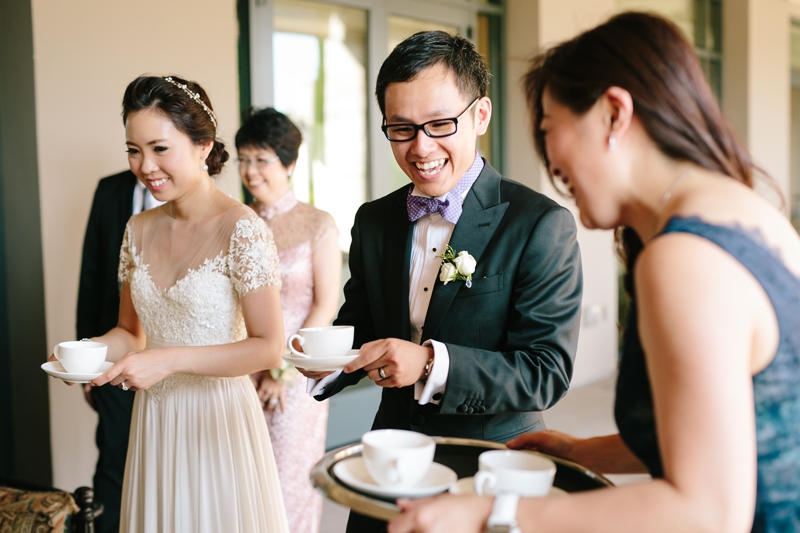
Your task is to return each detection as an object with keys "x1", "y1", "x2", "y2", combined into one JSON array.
[
  {"x1": 283, "y1": 326, "x2": 359, "y2": 371},
  {"x1": 41, "y1": 340, "x2": 112, "y2": 383},
  {"x1": 333, "y1": 429, "x2": 457, "y2": 499},
  {"x1": 449, "y1": 449, "x2": 566, "y2": 497}
]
